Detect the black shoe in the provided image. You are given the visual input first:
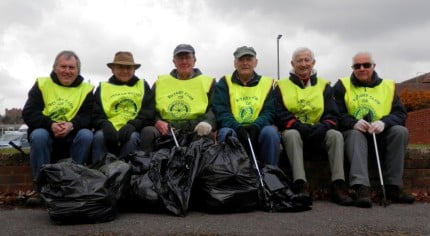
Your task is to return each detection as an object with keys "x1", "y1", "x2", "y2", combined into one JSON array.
[
  {"x1": 386, "y1": 185, "x2": 415, "y2": 204},
  {"x1": 353, "y1": 185, "x2": 372, "y2": 208},
  {"x1": 331, "y1": 180, "x2": 354, "y2": 206},
  {"x1": 26, "y1": 191, "x2": 43, "y2": 207},
  {"x1": 293, "y1": 179, "x2": 312, "y2": 206}
]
